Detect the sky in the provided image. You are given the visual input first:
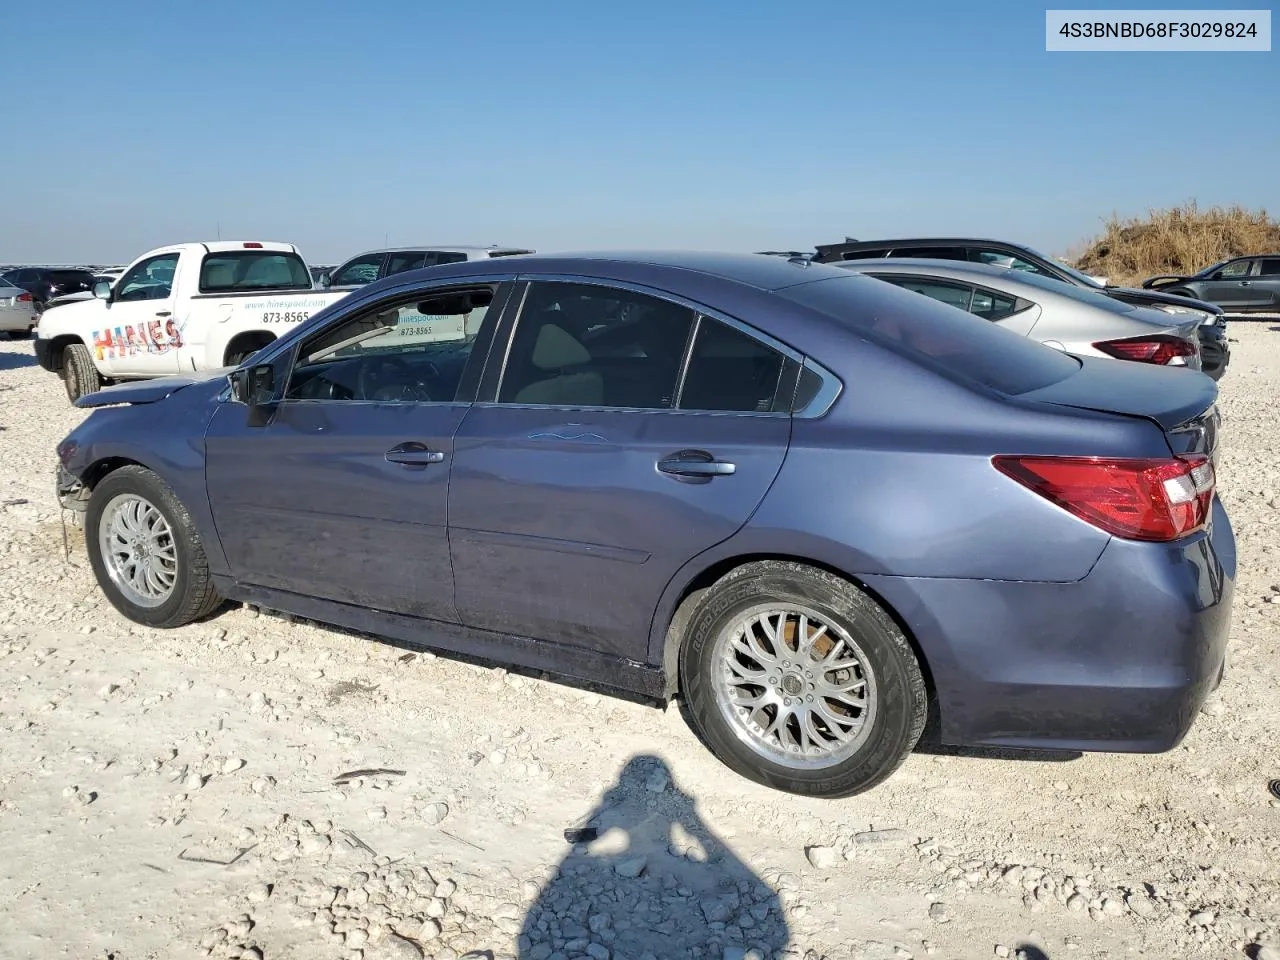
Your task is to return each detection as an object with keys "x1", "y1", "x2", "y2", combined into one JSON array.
[{"x1": 2, "y1": 0, "x2": 1276, "y2": 266}]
